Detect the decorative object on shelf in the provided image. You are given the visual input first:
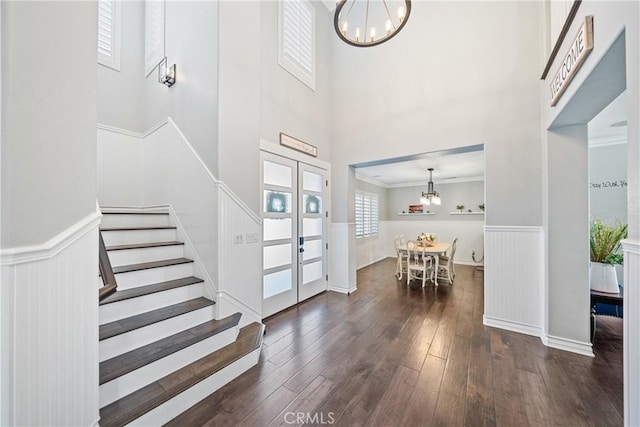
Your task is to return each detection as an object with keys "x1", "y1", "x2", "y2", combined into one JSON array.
[
  {"x1": 409, "y1": 204, "x2": 423, "y2": 213},
  {"x1": 590, "y1": 220, "x2": 627, "y2": 293},
  {"x1": 456, "y1": 204, "x2": 464, "y2": 212},
  {"x1": 420, "y1": 168, "x2": 441, "y2": 205},
  {"x1": 417, "y1": 233, "x2": 436, "y2": 246},
  {"x1": 158, "y1": 57, "x2": 176, "y2": 87},
  {"x1": 334, "y1": 0, "x2": 411, "y2": 48},
  {"x1": 479, "y1": 203, "x2": 485, "y2": 211}
]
